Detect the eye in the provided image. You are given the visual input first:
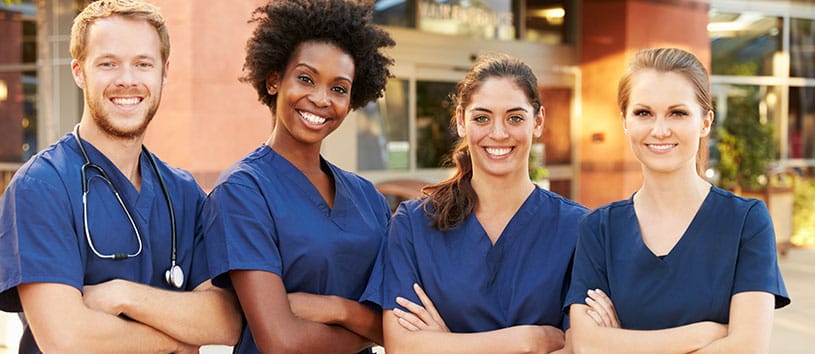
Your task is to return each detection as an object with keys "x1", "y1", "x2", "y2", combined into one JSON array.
[
  {"x1": 98, "y1": 62, "x2": 115, "y2": 69},
  {"x1": 670, "y1": 109, "x2": 689, "y2": 117},
  {"x1": 135, "y1": 62, "x2": 154, "y2": 69},
  {"x1": 332, "y1": 85, "x2": 349, "y2": 95},
  {"x1": 633, "y1": 109, "x2": 652, "y2": 118},
  {"x1": 473, "y1": 115, "x2": 489, "y2": 123},
  {"x1": 297, "y1": 74, "x2": 314, "y2": 85},
  {"x1": 508, "y1": 115, "x2": 524, "y2": 124}
]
